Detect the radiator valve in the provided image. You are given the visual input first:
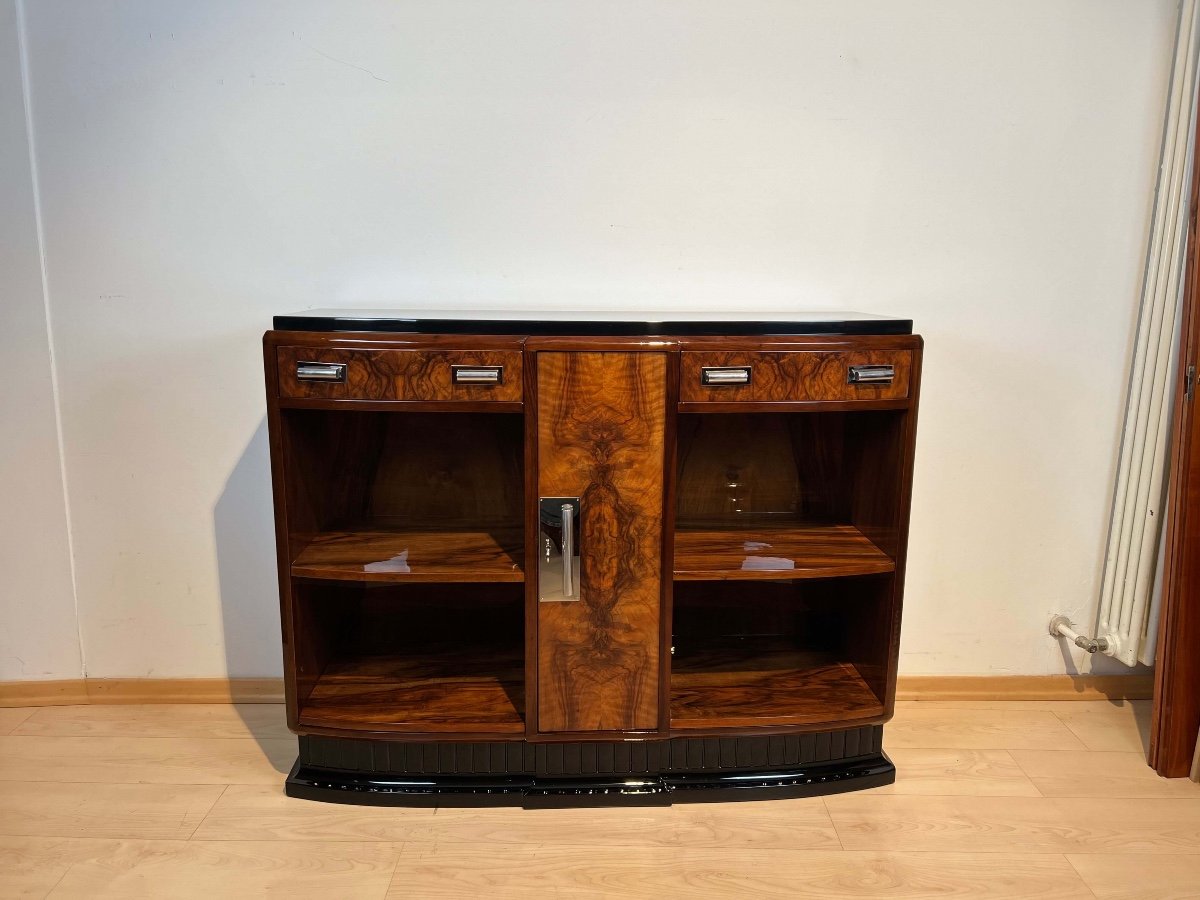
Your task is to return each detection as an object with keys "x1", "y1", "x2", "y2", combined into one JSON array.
[{"x1": 1048, "y1": 615, "x2": 1109, "y2": 654}]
